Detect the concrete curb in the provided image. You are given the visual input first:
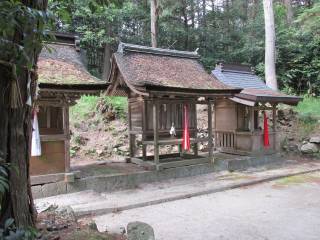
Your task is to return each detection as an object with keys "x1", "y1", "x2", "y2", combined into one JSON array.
[
  {"x1": 75, "y1": 168, "x2": 320, "y2": 217},
  {"x1": 32, "y1": 154, "x2": 286, "y2": 199}
]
